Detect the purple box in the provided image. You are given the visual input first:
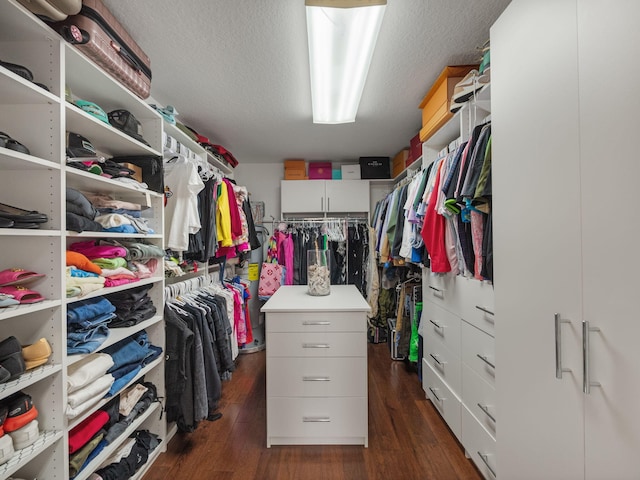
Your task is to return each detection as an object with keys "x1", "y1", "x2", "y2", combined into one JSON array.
[{"x1": 308, "y1": 162, "x2": 332, "y2": 179}]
